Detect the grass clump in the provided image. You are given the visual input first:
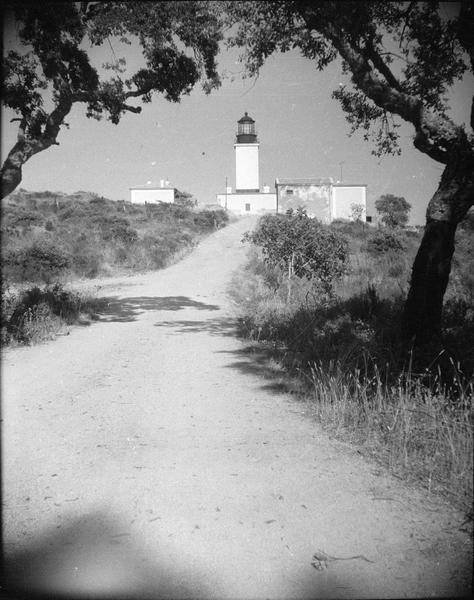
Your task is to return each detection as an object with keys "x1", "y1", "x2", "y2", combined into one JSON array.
[
  {"x1": 231, "y1": 215, "x2": 474, "y2": 512},
  {"x1": 1, "y1": 283, "x2": 106, "y2": 346}
]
